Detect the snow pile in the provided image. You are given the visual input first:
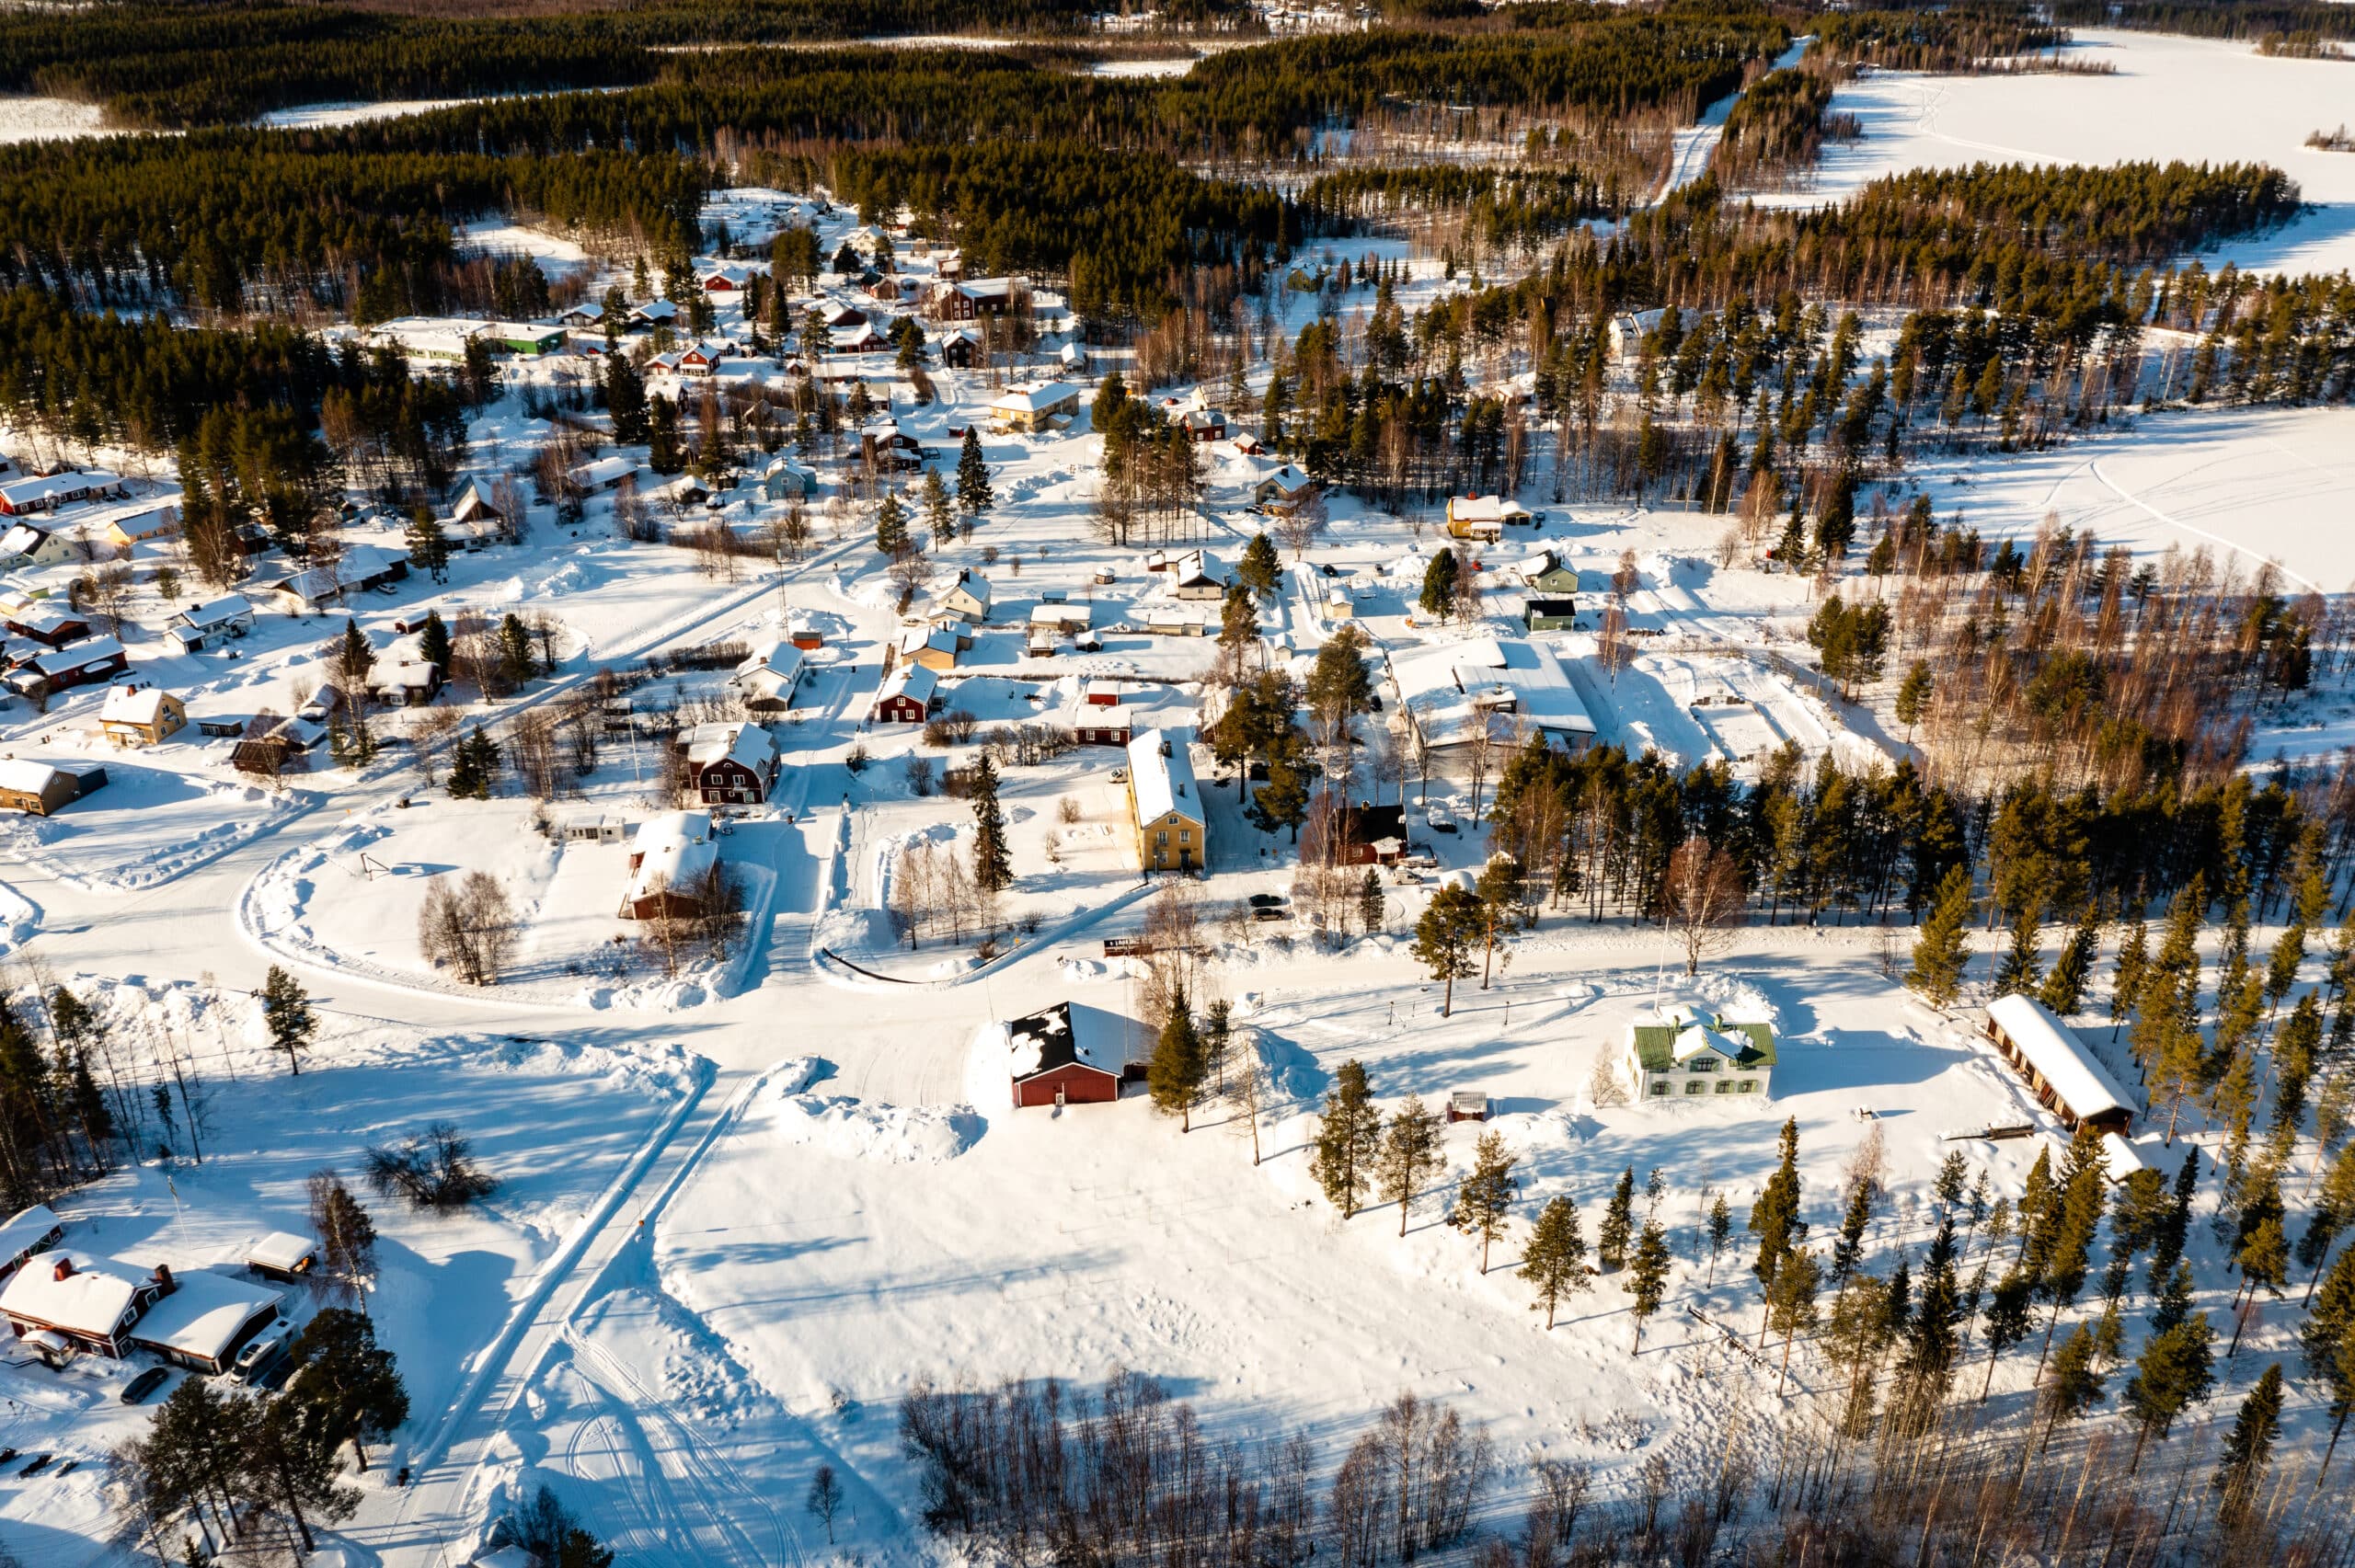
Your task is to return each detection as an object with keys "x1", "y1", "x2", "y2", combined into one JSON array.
[
  {"x1": 0, "y1": 879, "x2": 39, "y2": 958},
  {"x1": 754, "y1": 1083, "x2": 983, "y2": 1164},
  {"x1": 0, "y1": 771, "x2": 303, "y2": 892}
]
